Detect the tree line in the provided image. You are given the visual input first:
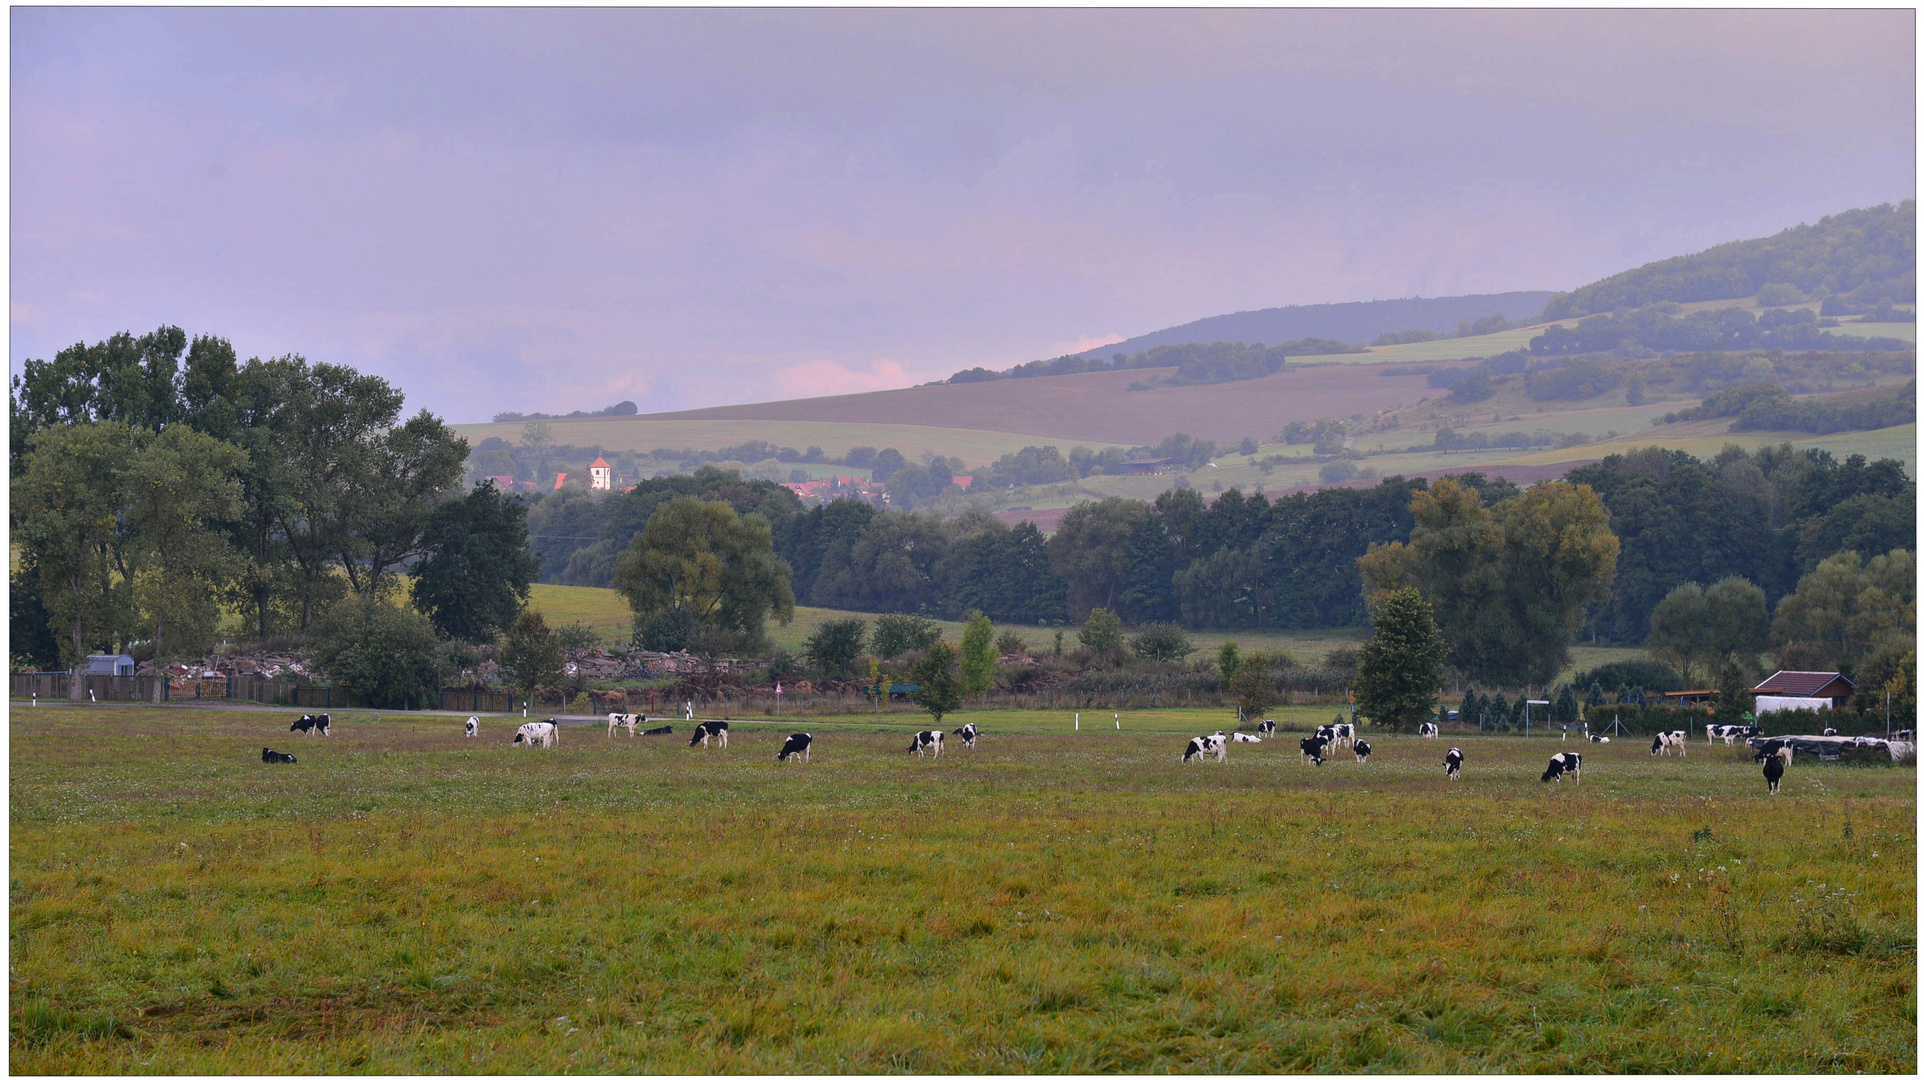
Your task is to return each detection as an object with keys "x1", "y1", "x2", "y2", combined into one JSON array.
[{"x1": 11, "y1": 327, "x2": 537, "y2": 701}]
